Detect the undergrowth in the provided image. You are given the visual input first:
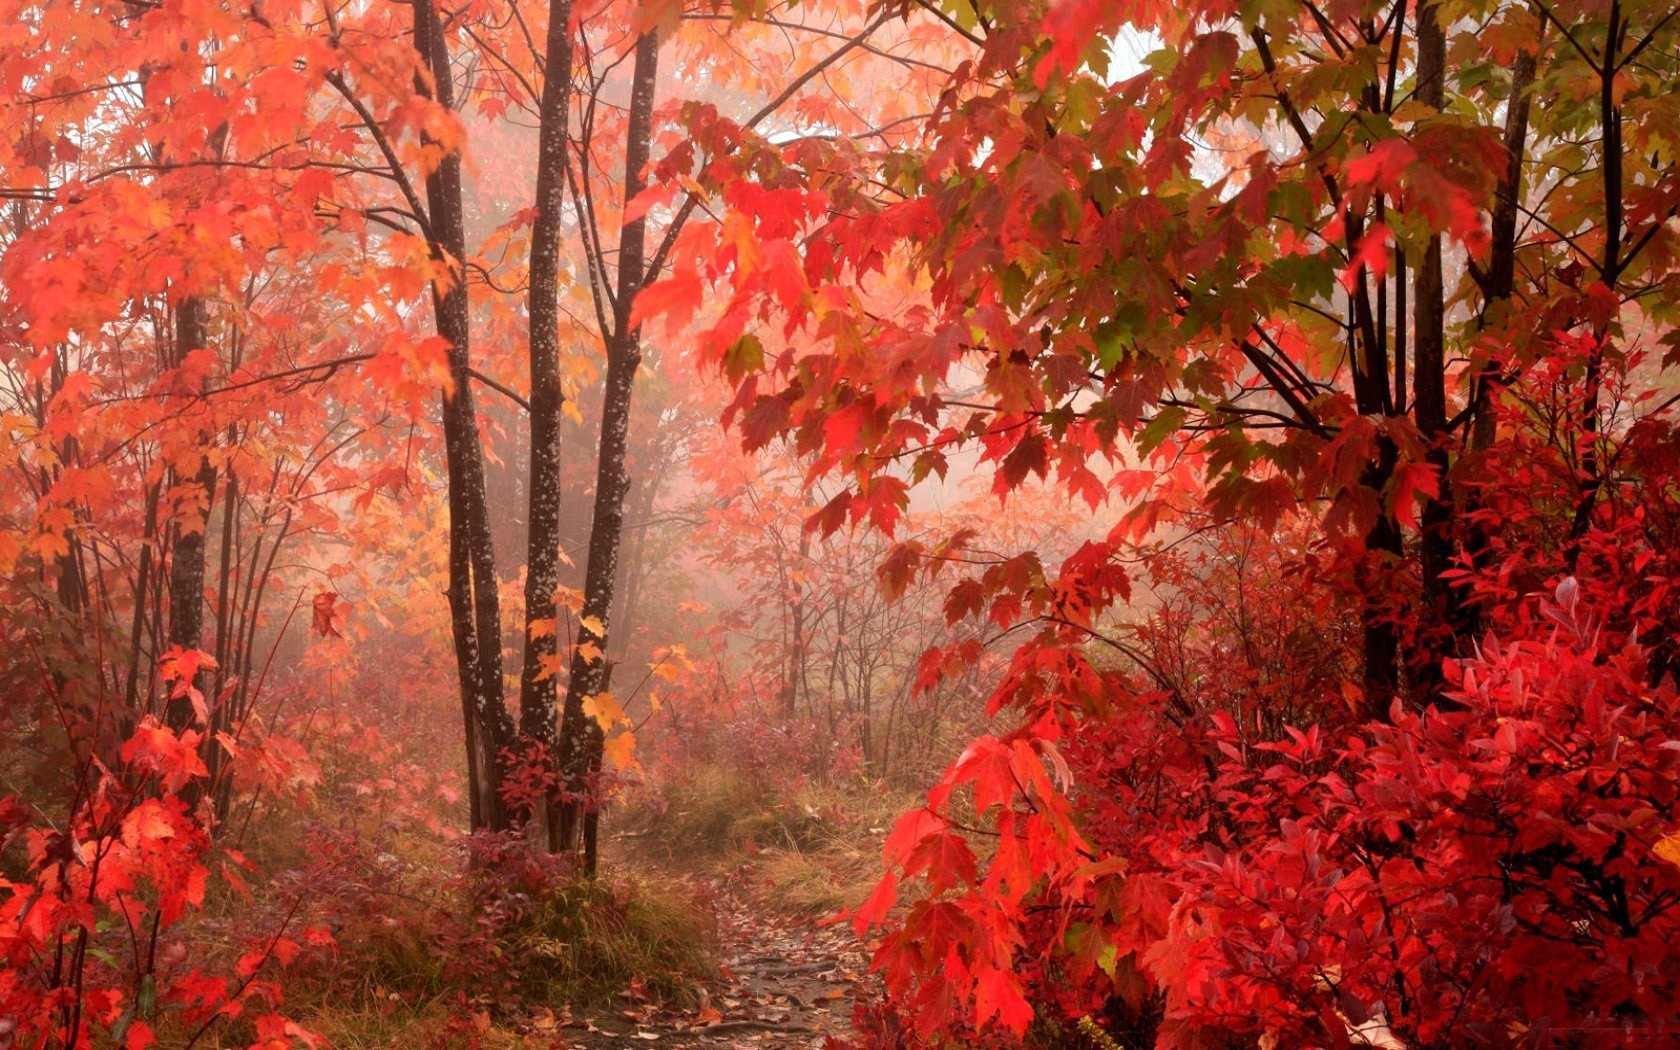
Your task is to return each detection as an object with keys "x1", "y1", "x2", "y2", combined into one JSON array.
[
  {"x1": 622, "y1": 764, "x2": 912, "y2": 917},
  {"x1": 219, "y1": 818, "x2": 716, "y2": 1047}
]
